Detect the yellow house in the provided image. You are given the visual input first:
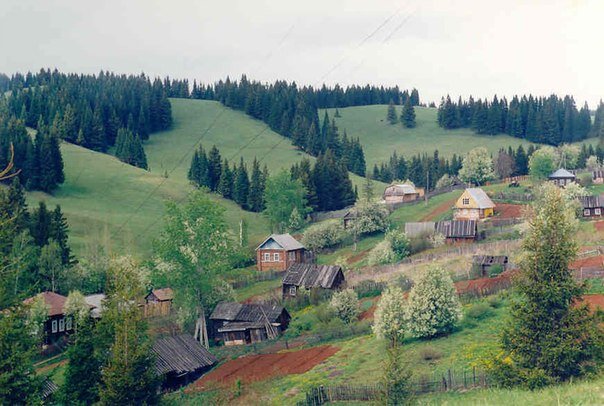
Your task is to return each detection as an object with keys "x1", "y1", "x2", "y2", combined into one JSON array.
[{"x1": 454, "y1": 188, "x2": 495, "y2": 220}]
